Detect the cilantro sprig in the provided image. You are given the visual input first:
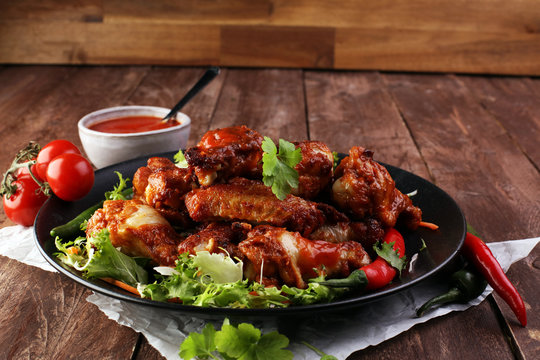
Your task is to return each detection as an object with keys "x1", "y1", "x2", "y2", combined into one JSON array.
[
  {"x1": 261, "y1": 137, "x2": 302, "y2": 200},
  {"x1": 180, "y1": 319, "x2": 293, "y2": 360},
  {"x1": 180, "y1": 319, "x2": 338, "y2": 360}
]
